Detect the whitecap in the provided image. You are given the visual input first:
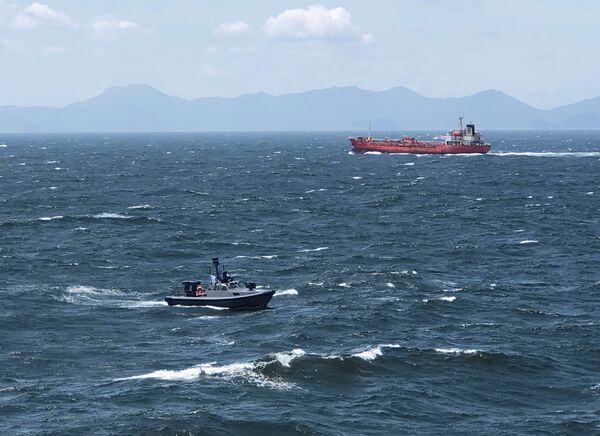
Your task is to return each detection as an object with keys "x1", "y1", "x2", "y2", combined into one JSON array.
[
  {"x1": 435, "y1": 348, "x2": 480, "y2": 355},
  {"x1": 364, "y1": 151, "x2": 382, "y2": 155},
  {"x1": 519, "y1": 240, "x2": 538, "y2": 244},
  {"x1": 234, "y1": 255, "x2": 277, "y2": 259},
  {"x1": 273, "y1": 348, "x2": 305, "y2": 367},
  {"x1": 38, "y1": 215, "x2": 63, "y2": 221},
  {"x1": 352, "y1": 346, "x2": 383, "y2": 361},
  {"x1": 338, "y1": 282, "x2": 350, "y2": 288},
  {"x1": 0, "y1": 144, "x2": 7, "y2": 148},
  {"x1": 403, "y1": 162, "x2": 415, "y2": 166},
  {"x1": 127, "y1": 204, "x2": 152, "y2": 210},
  {"x1": 439, "y1": 296, "x2": 456, "y2": 302},
  {"x1": 351, "y1": 176, "x2": 363, "y2": 180},
  {"x1": 274, "y1": 289, "x2": 298, "y2": 297},
  {"x1": 352, "y1": 344, "x2": 400, "y2": 361},
  {"x1": 93, "y1": 213, "x2": 132, "y2": 219},
  {"x1": 117, "y1": 354, "x2": 297, "y2": 389},
  {"x1": 386, "y1": 282, "x2": 395, "y2": 288},
  {"x1": 117, "y1": 362, "x2": 253, "y2": 381},
  {"x1": 297, "y1": 247, "x2": 329, "y2": 252}
]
